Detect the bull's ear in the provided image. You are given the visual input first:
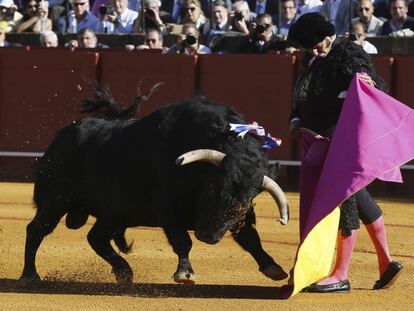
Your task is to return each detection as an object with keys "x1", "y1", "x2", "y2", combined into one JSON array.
[{"x1": 267, "y1": 162, "x2": 280, "y2": 181}]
